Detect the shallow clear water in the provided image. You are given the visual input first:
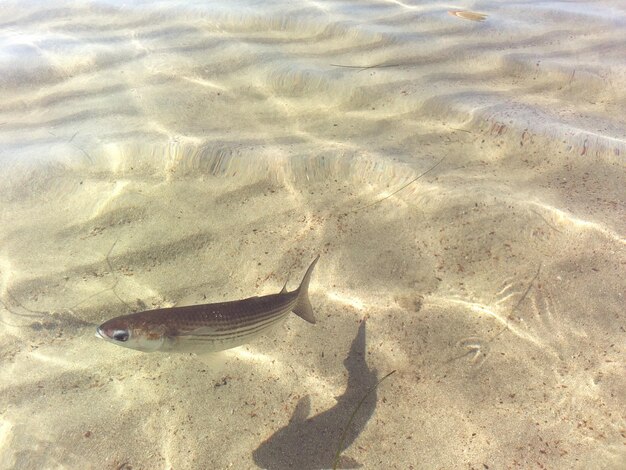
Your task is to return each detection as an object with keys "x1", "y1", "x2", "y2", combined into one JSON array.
[{"x1": 0, "y1": 1, "x2": 625, "y2": 469}]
